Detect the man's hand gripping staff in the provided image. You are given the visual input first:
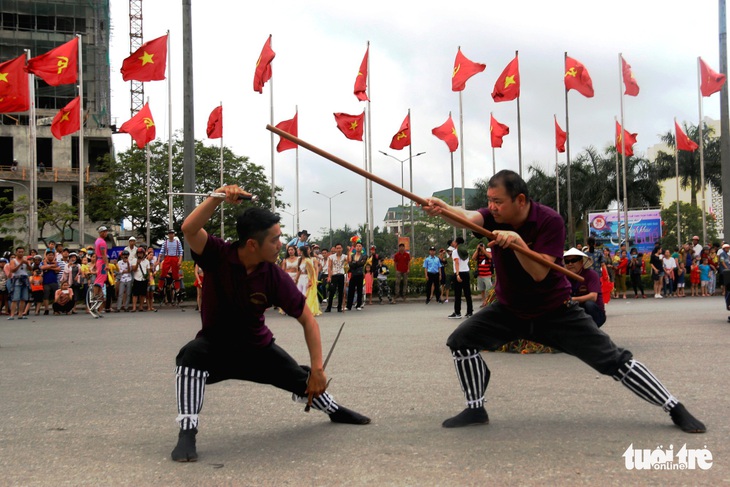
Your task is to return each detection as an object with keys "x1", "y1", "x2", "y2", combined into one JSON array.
[{"x1": 305, "y1": 321, "x2": 346, "y2": 412}]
